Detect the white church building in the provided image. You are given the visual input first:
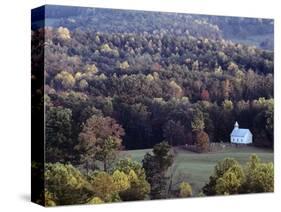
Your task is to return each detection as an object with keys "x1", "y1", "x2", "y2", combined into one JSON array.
[{"x1": 230, "y1": 121, "x2": 252, "y2": 144}]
